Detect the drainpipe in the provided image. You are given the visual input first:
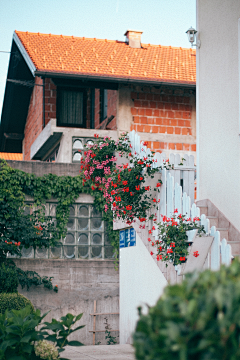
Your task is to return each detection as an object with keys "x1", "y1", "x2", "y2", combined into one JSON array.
[{"x1": 42, "y1": 77, "x2": 45, "y2": 128}]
